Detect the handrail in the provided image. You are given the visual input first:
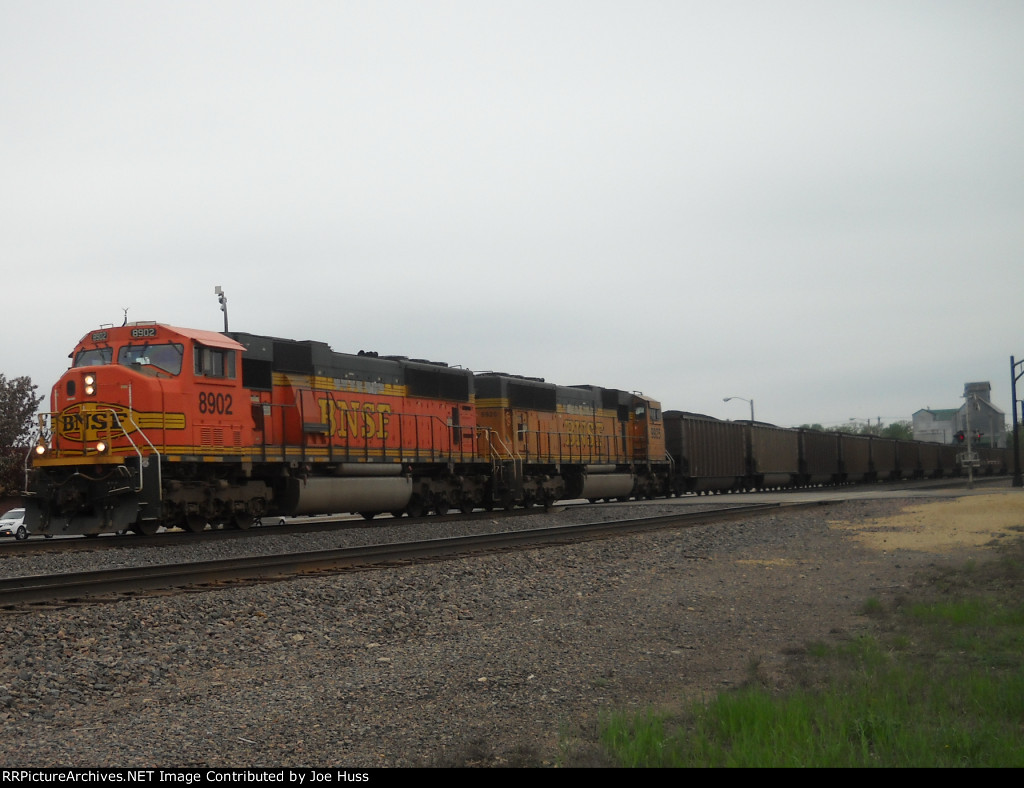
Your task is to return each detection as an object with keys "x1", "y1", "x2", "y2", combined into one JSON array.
[
  {"x1": 476, "y1": 426, "x2": 520, "y2": 465},
  {"x1": 118, "y1": 407, "x2": 161, "y2": 496},
  {"x1": 30, "y1": 406, "x2": 160, "y2": 497}
]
